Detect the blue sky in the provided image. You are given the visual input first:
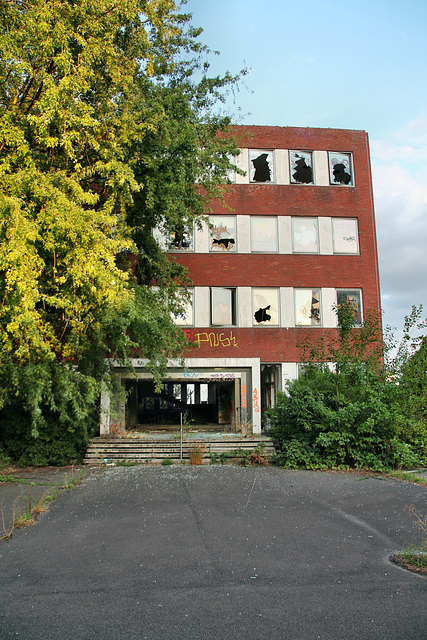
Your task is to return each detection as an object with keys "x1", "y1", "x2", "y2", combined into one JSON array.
[{"x1": 184, "y1": 0, "x2": 427, "y2": 337}]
